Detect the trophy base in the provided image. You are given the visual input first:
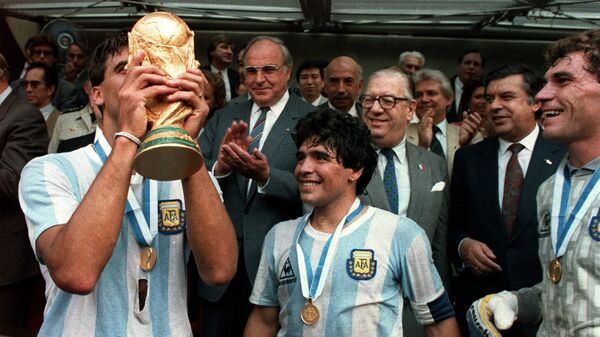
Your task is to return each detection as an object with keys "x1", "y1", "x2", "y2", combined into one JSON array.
[{"x1": 134, "y1": 126, "x2": 203, "y2": 181}]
